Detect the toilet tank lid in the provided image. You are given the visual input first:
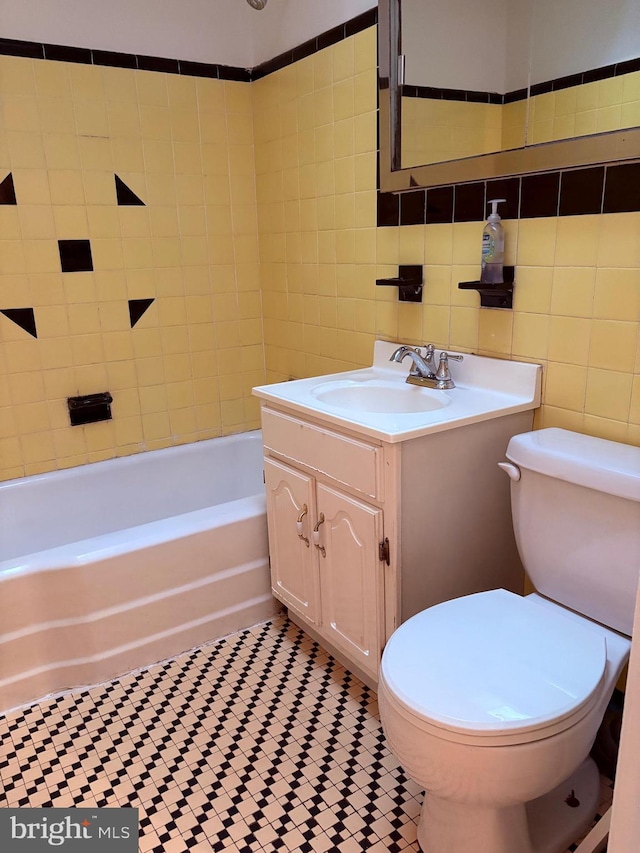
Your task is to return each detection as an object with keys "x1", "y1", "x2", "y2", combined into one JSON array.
[{"x1": 506, "y1": 428, "x2": 640, "y2": 502}]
